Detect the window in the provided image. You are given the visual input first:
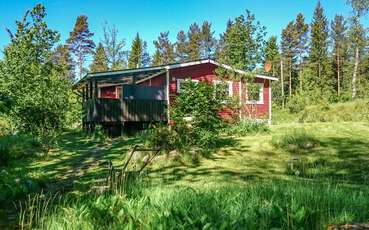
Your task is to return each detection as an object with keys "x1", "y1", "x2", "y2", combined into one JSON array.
[
  {"x1": 246, "y1": 83, "x2": 264, "y2": 104},
  {"x1": 177, "y1": 78, "x2": 199, "y2": 93},
  {"x1": 213, "y1": 80, "x2": 233, "y2": 97}
]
